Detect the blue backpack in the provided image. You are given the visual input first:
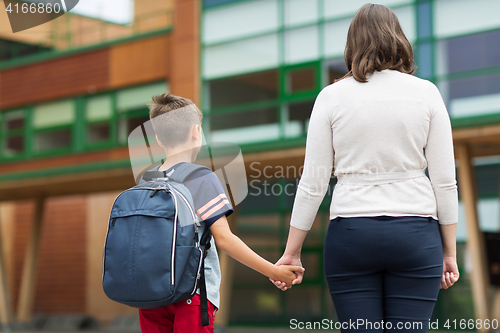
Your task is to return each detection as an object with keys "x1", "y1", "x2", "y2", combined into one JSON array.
[{"x1": 102, "y1": 163, "x2": 213, "y2": 326}]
